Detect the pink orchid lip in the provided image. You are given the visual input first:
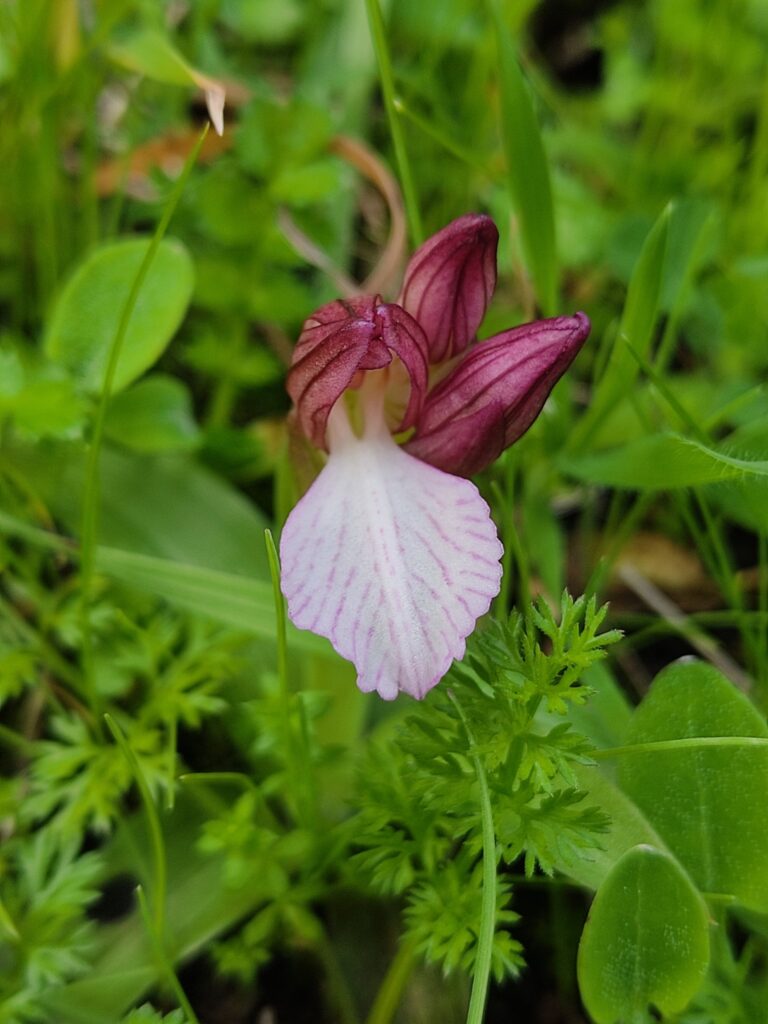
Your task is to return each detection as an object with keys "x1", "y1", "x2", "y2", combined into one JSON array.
[
  {"x1": 405, "y1": 313, "x2": 591, "y2": 477},
  {"x1": 399, "y1": 213, "x2": 499, "y2": 364},
  {"x1": 279, "y1": 403, "x2": 503, "y2": 701},
  {"x1": 286, "y1": 294, "x2": 429, "y2": 451}
]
